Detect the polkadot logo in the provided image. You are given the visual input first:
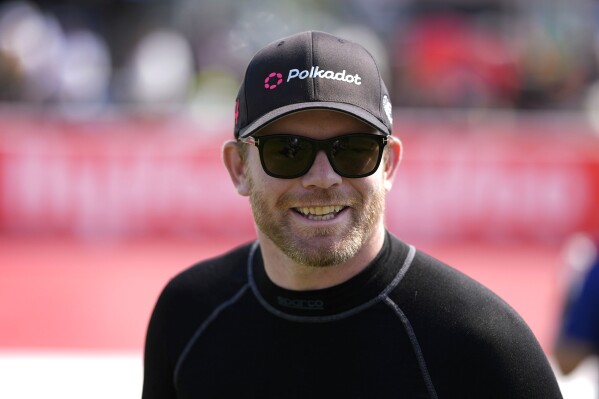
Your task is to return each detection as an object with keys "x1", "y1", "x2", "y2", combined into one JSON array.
[{"x1": 264, "y1": 72, "x2": 283, "y2": 90}]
